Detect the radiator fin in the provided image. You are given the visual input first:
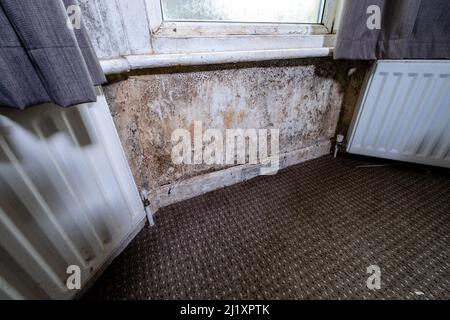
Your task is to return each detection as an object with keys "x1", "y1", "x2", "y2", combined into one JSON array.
[
  {"x1": 348, "y1": 61, "x2": 450, "y2": 168},
  {"x1": 0, "y1": 93, "x2": 145, "y2": 299}
]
